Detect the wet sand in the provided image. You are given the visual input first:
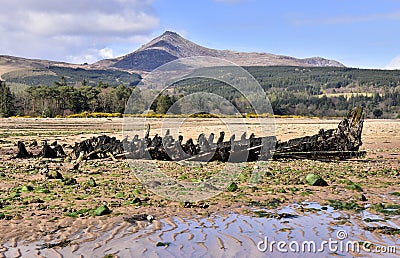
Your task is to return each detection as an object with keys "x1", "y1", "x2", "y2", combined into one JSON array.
[{"x1": 1, "y1": 203, "x2": 398, "y2": 257}]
